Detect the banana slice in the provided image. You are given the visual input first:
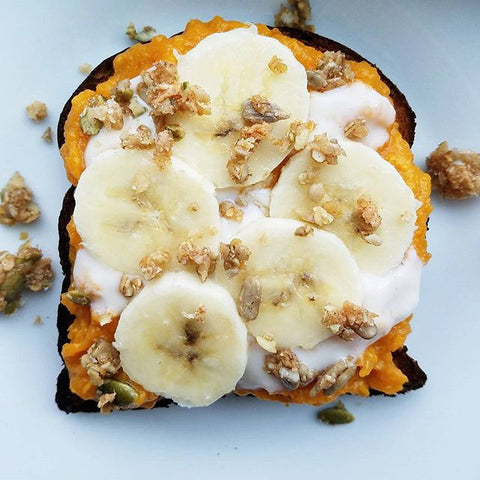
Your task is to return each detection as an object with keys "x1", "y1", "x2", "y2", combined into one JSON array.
[
  {"x1": 270, "y1": 141, "x2": 417, "y2": 275},
  {"x1": 215, "y1": 218, "x2": 362, "y2": 349},
  {"x1": 114, "y1": 271, "x2": 248, "y2": 407},
  {"x1": 74, "y1": 149, "x2": 220, "y2": 274},
  {"x1": 171, "y1": 27, "x2": 309, "y2": 187}
]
